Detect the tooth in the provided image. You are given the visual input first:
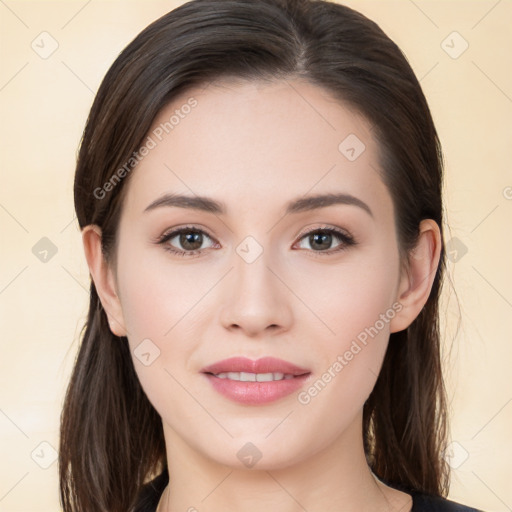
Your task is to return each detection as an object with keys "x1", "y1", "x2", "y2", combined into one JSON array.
[
  {"x1": 215, "y1": 372, "x2": 296, "y2": 382},
  {"x1": 239, "y1": 372, "x2": 256, "y2": 382},
  {"x1": 256, "y1": 372, "x2": 274, "y2": 382}
]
